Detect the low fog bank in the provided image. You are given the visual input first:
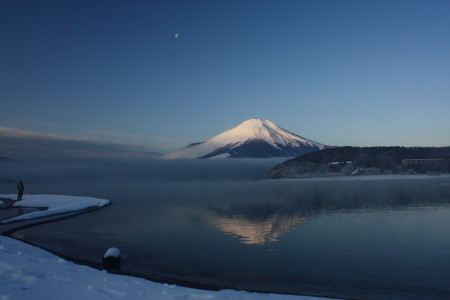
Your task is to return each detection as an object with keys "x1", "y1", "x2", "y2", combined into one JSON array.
[
  {"x1": 0, "y1": 134, "x2": 162, "y2": 160},
  {"x1": 0, "y1": 157, "x2": 286, "y2": 186}
]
